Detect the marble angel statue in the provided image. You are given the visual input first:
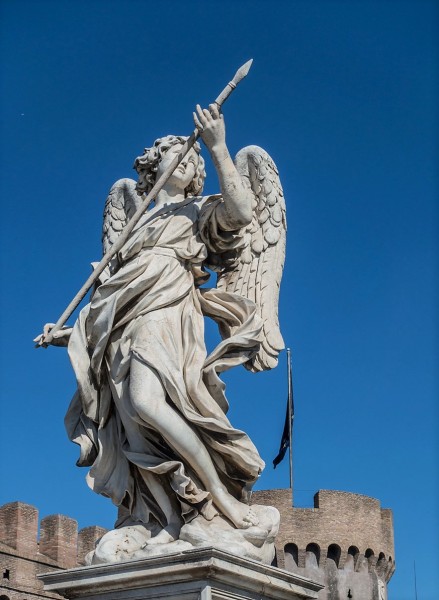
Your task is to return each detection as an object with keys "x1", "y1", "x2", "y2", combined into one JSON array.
[{"x1": 35, "y1": 104, "x2": 286, "y2": 563}]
